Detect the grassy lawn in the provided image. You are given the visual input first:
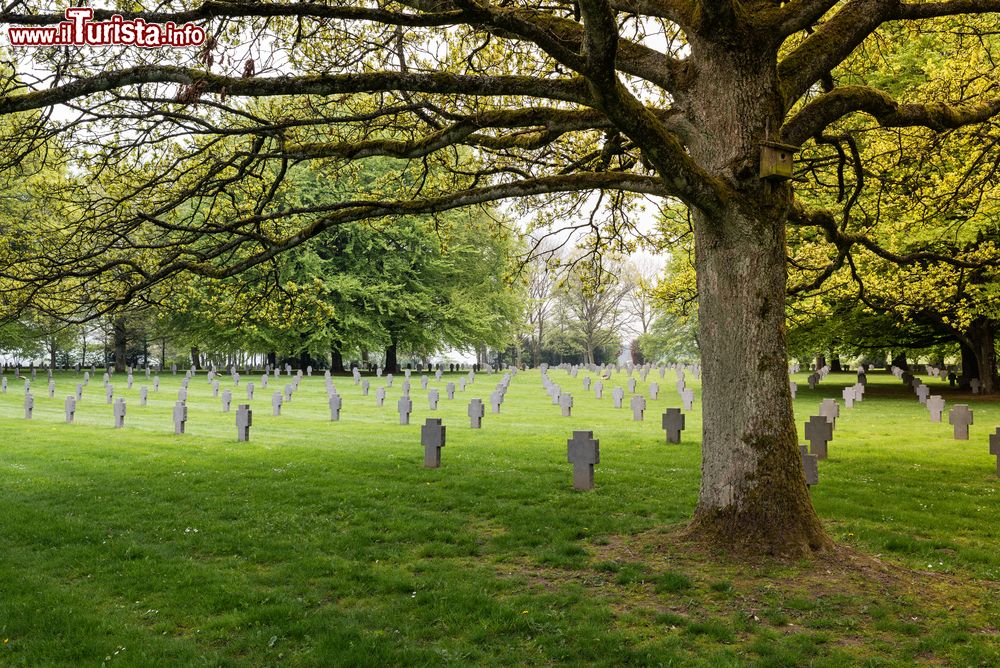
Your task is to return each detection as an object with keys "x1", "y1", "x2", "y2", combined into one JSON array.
[{"x1": 0, "y1": 367, "x2": 997, "y2": 666}]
